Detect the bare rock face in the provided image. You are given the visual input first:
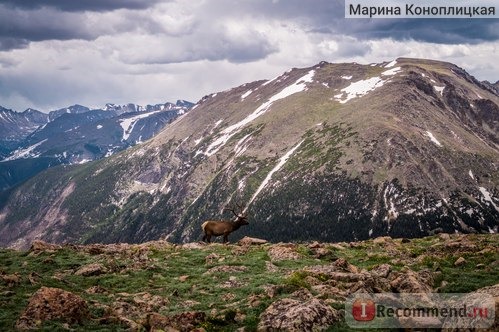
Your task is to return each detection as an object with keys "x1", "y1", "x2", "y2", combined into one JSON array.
[
  {"x1": 258, "y1": 296, "x2": 340, "y2": 332},
  {"x1": 16, "y1": 287, "x2": 89, "y2": 329}
]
